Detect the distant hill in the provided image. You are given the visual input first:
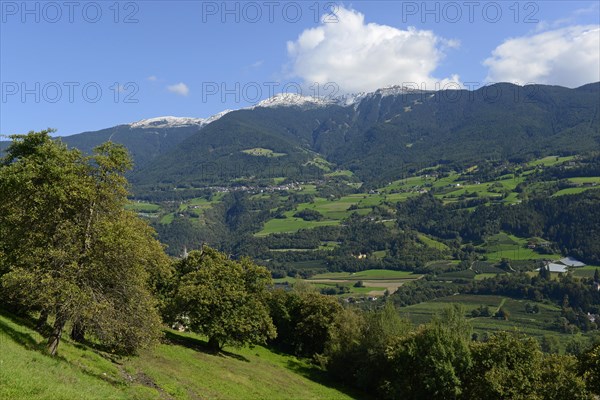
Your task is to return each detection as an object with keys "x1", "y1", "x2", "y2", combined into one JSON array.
[
  {"x1": 64, "y1": 123, "x2": 203, "y2": 169},
  {"x1": 0, "y1": 114, "x2": 230, "y2": 169}
]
